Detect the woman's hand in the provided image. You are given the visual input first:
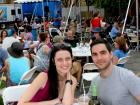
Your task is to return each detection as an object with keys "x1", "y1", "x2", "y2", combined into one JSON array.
[
  {"x1": 66, "y1": 72, "x2": 71, "y2": 80},
  {"x1": 53, "y1": 98, "x2": 62, "y2": 105}
]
